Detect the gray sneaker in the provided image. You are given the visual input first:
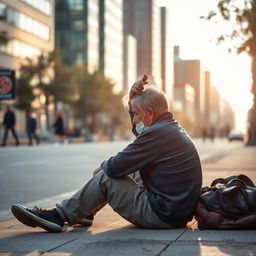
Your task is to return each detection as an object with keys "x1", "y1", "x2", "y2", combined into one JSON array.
[{"x1": 11, "y1": 204, "x2": 64, "y2": 233}]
